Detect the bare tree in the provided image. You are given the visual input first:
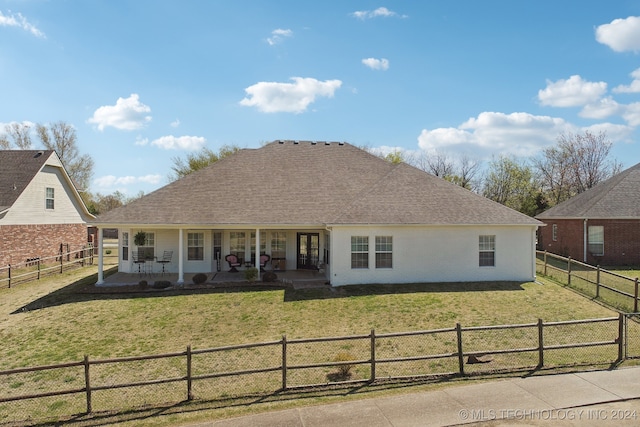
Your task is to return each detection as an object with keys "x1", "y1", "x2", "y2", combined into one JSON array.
[
  {"x1": 414, "y1": 151, "x2": 455, "y2": 178},
  {"x1": 36, "y1": 121, "x2": 94, "y2": 190},
  {"x1": 0, "y1": 122, "x2": 34, "y2": 149},
  {"x1": 533, "y1": 131, "x2": 622, "y2": 205},
  {"x1": 482, "y1": 156, "x2": 540, "y2": 215},
  {"x1": 446, "y1": 154, "x2": 482, "y2": 191}
]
